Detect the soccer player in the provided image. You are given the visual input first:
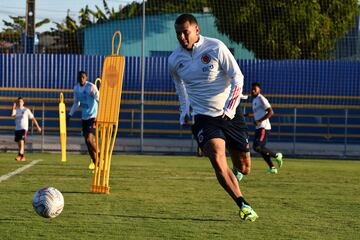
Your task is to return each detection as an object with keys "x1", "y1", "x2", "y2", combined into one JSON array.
[
  {"x1": 11, "y1": 97, "x2": 42, "y2": 161},
  {"x1": 245, "y1": 82, "x2": 283, "y2": 174},
  {"x1": 67, "y1": 71, "x2": 99, "y2": 170},
  {"x1": 168, "y1": 14, "x2": 258, "y2": 222}
]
